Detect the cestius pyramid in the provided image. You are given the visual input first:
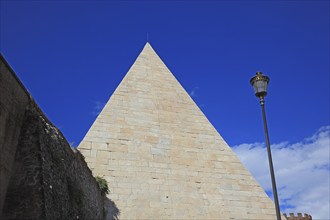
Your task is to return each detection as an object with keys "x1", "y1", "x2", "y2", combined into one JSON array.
[{"x1": 78, "y1": 43, "x2": 282, "y2": 219}]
